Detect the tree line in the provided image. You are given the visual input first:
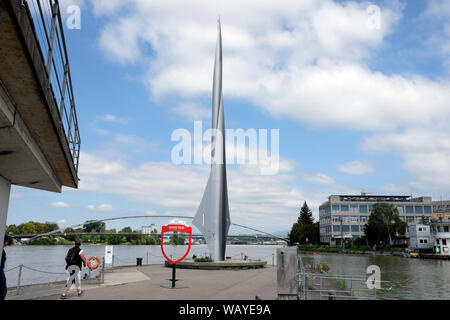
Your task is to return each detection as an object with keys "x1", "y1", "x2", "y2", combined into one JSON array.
[{"x1": 6, "y1": 220, "x2": 162, "y2": 245}]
